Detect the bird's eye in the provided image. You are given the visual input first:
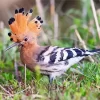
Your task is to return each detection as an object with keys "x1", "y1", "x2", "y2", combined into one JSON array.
[
  {"x1": 24, "y1": 38, "x2": 28, "y2": 41},
  {"x1": 35, "y1": 21, "x2": 38, "y2": 23}
]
